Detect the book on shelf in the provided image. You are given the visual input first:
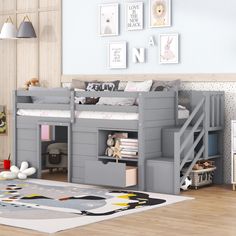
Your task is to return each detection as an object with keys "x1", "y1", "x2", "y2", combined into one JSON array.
[
  {"x1": 121, "y1": 154, "x2": 138, "y2": 159},
  {"x1": 121, "y1": 150, "x2": 138, "y2": 155},
  {"x1": 120, "y1": 145, "x2": 138, "y2": 150},
  {"x1": 119, "y1": 138, "x2": 138, "y2": 143},
  {"x1": 120, "y1": 143, "x2": 138, "y2": 146}
]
